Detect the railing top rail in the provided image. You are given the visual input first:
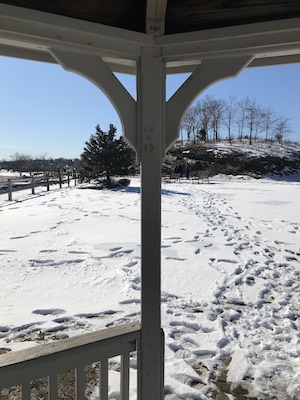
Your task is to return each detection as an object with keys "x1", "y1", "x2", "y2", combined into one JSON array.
[
  {"x1": 0, "y1": 321, "x2": 141, "y2": 368},
  {"x1": 0, "y1": 172, "x2": 72, "y2": 184},
  {"x1": 0, "y1": 176, "x2": 44, "y2": 185}
]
